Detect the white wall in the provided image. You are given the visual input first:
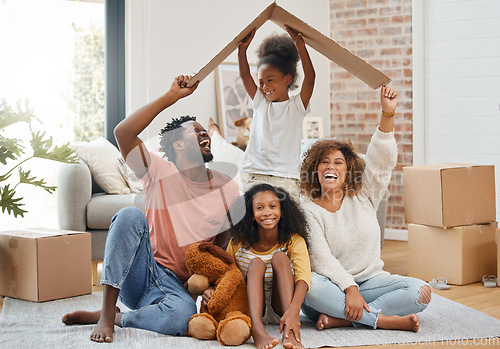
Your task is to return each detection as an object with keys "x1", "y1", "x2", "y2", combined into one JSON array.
[
  {"x1": 420, "y1": 0, "x2": 500, "y2": 222},
  {"x1": 125, "y1": 0, "x2": 330, "y2": 150}
]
